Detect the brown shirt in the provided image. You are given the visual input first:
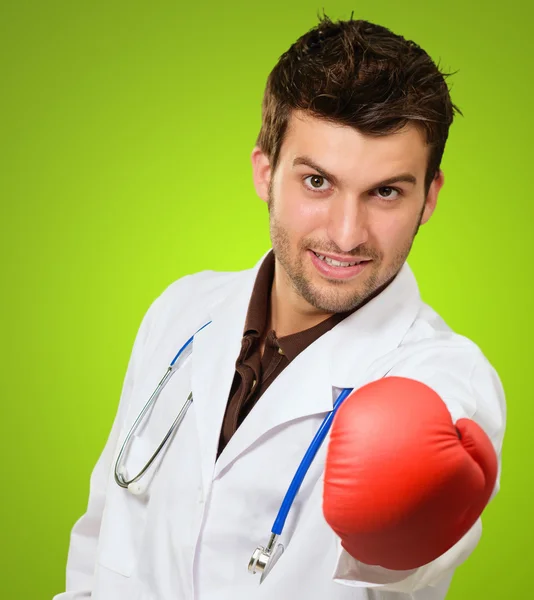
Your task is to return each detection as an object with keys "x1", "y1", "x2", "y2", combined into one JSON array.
[{"x1": 217, "y1": 251, "x2": 356, "y2": 458}]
